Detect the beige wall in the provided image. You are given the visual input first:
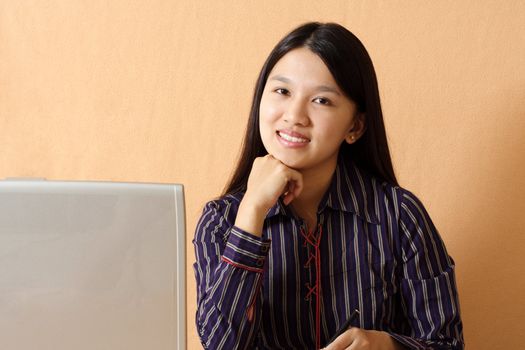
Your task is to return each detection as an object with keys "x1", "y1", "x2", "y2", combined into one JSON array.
[{"x1": 2, "y1": 1, "x2": 524, "y2": 349}]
